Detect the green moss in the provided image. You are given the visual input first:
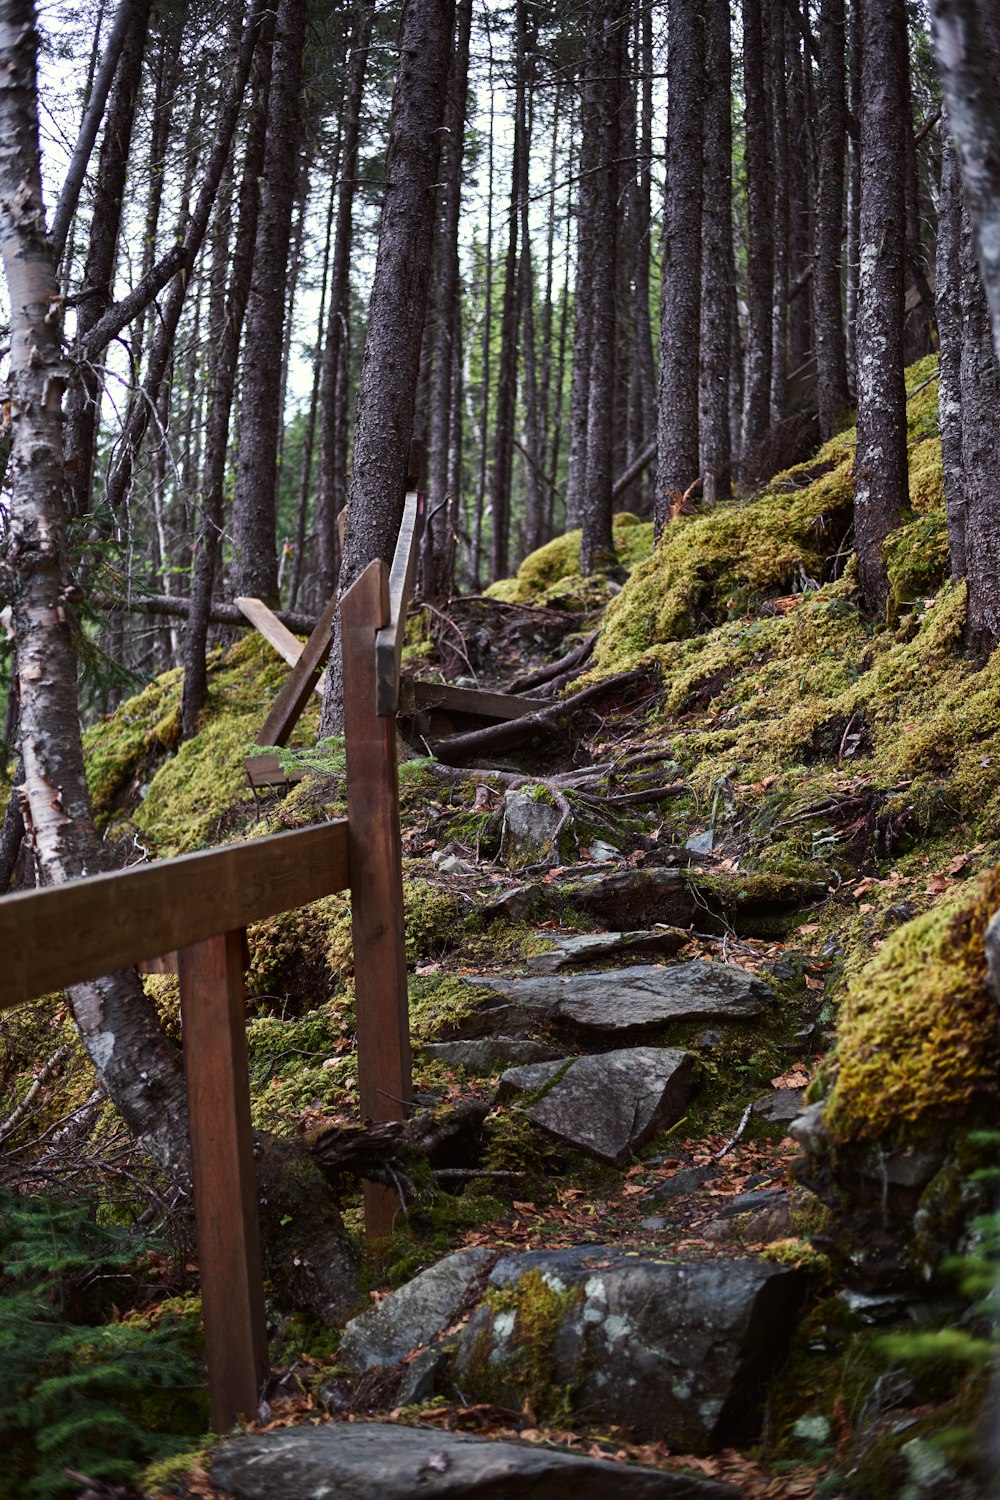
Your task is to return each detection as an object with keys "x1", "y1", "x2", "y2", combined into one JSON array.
[
  {"x1": 823, "y1": 865, "x2": 1000, "y2": 1145},
  {"x1": 83, "y1": 668, "x2": 184, "y2": 827},
  {"x1": 406, "y1": 976, "x2": 487, "y2": 1043},
  {"x1": 486, "y1": 512, "x2": 654, "y2": 607},
  {"x1": 466, "y1": 1268, "x2": 585, "y2": 1422},
  {"x1": 885, "y1": 509, "x2": 950, "y2": 611}
]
